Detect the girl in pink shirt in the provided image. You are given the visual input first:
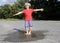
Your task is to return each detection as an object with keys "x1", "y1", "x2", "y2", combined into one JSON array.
[{"x1": 13, "y1": 3, "x2": 44, "y2": 35}]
